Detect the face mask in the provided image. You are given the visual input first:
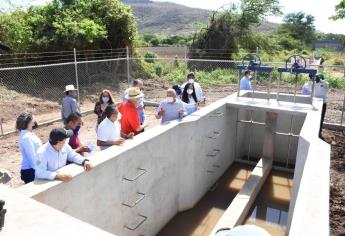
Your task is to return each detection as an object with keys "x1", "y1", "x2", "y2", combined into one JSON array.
[
  {"x1": 248, "y1": 75, "x2": 252, "y2": 80},
  {"x1": 166, "y1": 97, "x2": 174, "y2": 103},
  {"x1": 102, "y1": 96, "x2": 109, "y2": 103},
  {"x1": 71, "y1": 91, "x2": 77, "y2": 97},
  {"x1": 188, "y1": 79, "x2": 195, "y2": 84},
  {"x1": 187, "y1": 89, "x2": 193, "y2": 95}
]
